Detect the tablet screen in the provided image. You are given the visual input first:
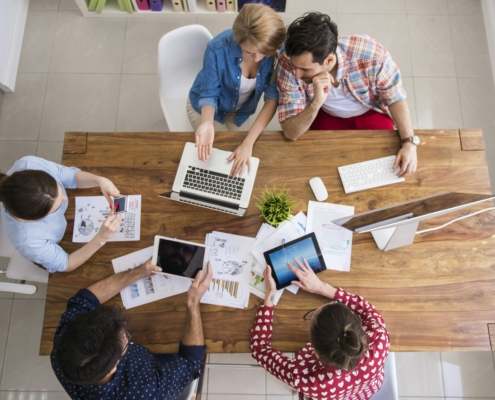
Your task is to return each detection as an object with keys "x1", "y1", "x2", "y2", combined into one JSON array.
[
  {"x1": 155, "y1": 238, "x2": 205, "y2": 279},
  {"x1": 266, "y1": 235, "x2": 325, "y2": 288}
]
